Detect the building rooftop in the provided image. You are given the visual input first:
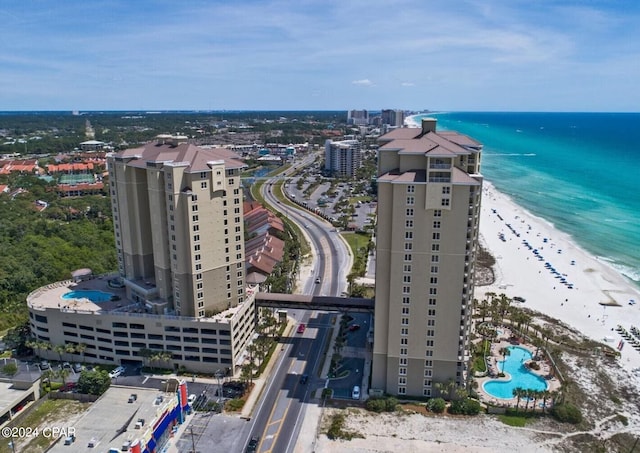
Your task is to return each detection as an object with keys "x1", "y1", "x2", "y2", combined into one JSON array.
[
  {"x1": 47, "y1": 385, "x2": 181, "y2": 453},
  {"x1": 379, "y1": 129, "x2": 478, "y2": 157},
  {"x1": 114, "y1": 141, "x2": 245, "y2": 173}
]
